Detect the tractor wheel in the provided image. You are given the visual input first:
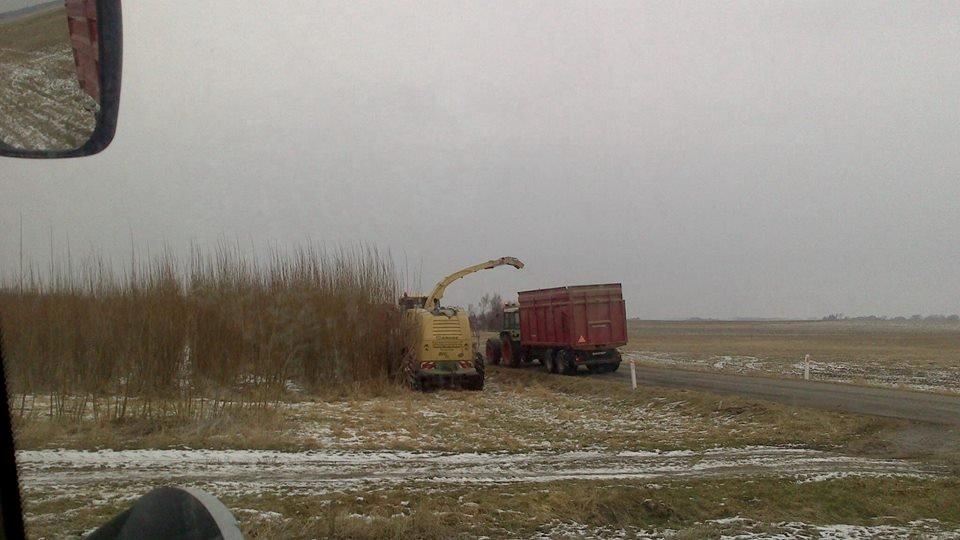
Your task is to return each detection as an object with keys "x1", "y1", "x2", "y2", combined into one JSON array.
[
  {"x1": 558, "y1": 349, "x2": 577, "y2": 375},
  {"x1": 485, "y1": 338, "x2": 502, "y2": 365},
  {"x1": 543, "y1": 349, "x2": 557, "y2": 374},
  {"x1": 471, "y1": 352, "x2": 485, "y2": 391},
  {"x1": 500, "y1": 332, "x2": 516, "y2": 367}
]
